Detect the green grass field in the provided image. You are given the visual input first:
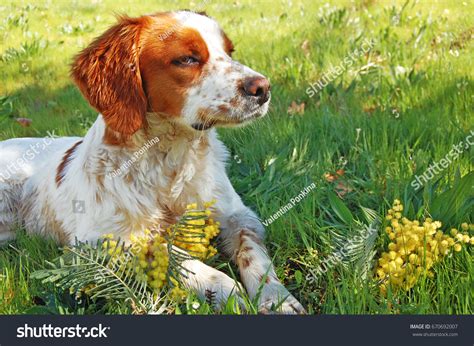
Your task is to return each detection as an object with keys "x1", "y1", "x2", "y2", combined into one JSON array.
[{"x1": 0, "y1": 0, "x2": 473, "y2": 315}]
